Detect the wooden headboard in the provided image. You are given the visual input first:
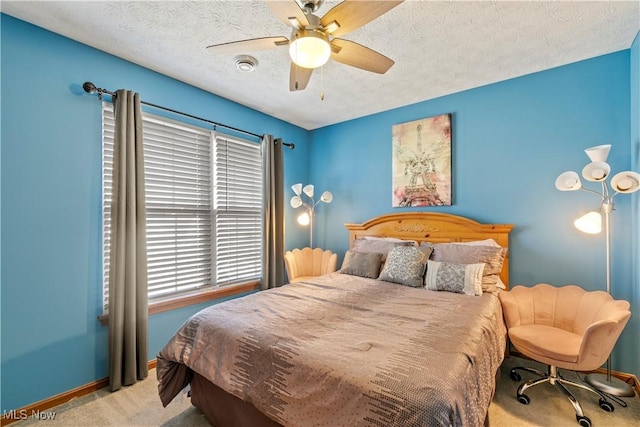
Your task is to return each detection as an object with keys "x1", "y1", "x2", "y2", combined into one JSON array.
[{"x1": 345, "y1": 212, "x2": 514, "y2": 288}]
